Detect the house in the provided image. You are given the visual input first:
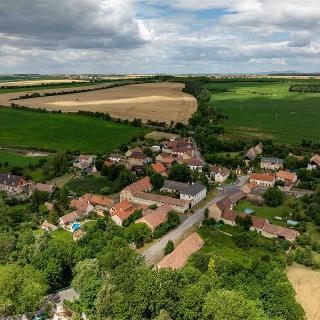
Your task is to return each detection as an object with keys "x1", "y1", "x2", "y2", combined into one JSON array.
[
  {"x1": 276, "y1": 171, "x2": 298, "y2": 188},
  {"x1": 59, "y1": 211, "x2": 80, "y2": 228},
  {"x1": 156, "y1": 233, "x2": 204, "y2": 270},
  {"x1": 125, "y1": 148, "x2": 142, "y2": 157},
  {"x1": 74, "y1": 154, "x2": 94, "y2": 169},
  {"x1": 160, "y1": 180, "x2": 190, "y2": 194},
  {"x1": 120, "y1": 176, "x2": 153, "y2": 202},
  {"x1": 229, "y1": 191, "x2": 247, "y2": 205},
  {"x1": 261, "y1": 157, "x2": 284, "y2": 170},
  {"x1": 249, "y1": 173, "x2": 275, "y2": 187},
  {"x1": 155, "y1": 153, "x2": 175, "y2": 166},
  {"x1": 132, "y1": 192, "x2": 190, "y2": 213},
  {"x1": 69, "y1": 199, "x2": 93, "y2": 214},
  {"x1": 171, "y1": 147, "x2": 194, "y2": 159},
  {"x1": 151, "y1": 162, "x2": 168, "y2": 177},
  {"x1": 151, "y1": 145, "x2": 161, "y2": 152},
  {"x1": 241, "y1": 182, "x2": 258, "y2": 194},
  {"x1": 127, "y1": 151, "x2": 149, "y2": 167},
  {"x1": 136, "y1": 204, "x2": 172, "y2": 232},
  {"x1": 209, "y1": 165, "x2": 230, "y2": 183},
  {"x1": 209, "y1": 196, "x2": 299, "y2": 241},
  {"x1": 108, "y1": 154, "x2": 122, "y2": 162},
  {"x1": 243, "y1": 142, "x2": 263, "y2": 163},
  {"x1": 81, "y1": 193, "x2": 113, "y2": 210},
  {"x1": 109, "y1": 200, "x2": 135, "y2": 226},
  {"x1": 307, "y1": 154, "x2": 320, "y2": 170},
  {"x1": 41, "y1": 220, "x2": 57, "y2": 231},
  {"x1": 262, "y1": 223, "x2": 300, "y2": 242},
  {"x1": 183, "y1": 158, "x2": 203, "y2": 172},
  {"x1": 34, "y1": 183, "x2": 55, "y2": 194},
  {"x1": 0, "y1": 173, "x2": 28, "y2": 194},
  {"x1": 180, "y1": 183, "x2": 207, "y2": 206}
]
